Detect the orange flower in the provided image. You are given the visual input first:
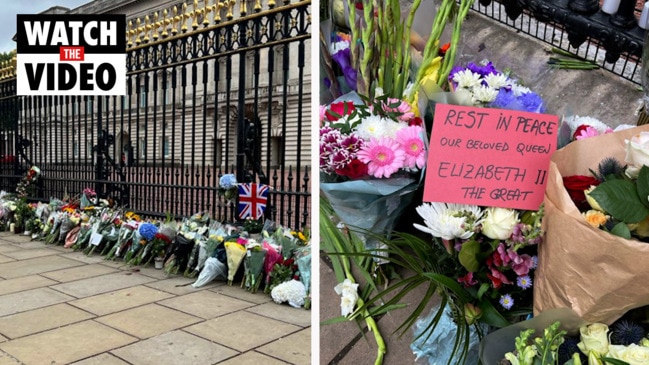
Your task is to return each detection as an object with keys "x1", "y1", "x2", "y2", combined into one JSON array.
[{"x1": 583, "y1": 210, "x2": 608, "y2": 228}]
